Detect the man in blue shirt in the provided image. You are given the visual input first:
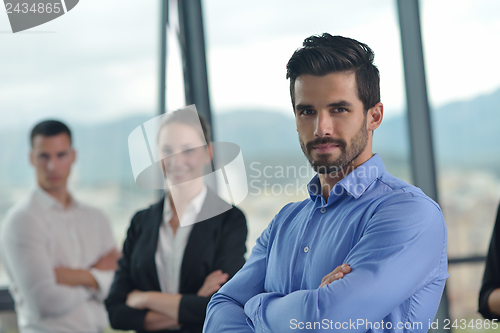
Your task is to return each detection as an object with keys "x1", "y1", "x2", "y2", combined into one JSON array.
[{"x1": 203, "y1": 34, "x2": 448, "y2": 332}]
